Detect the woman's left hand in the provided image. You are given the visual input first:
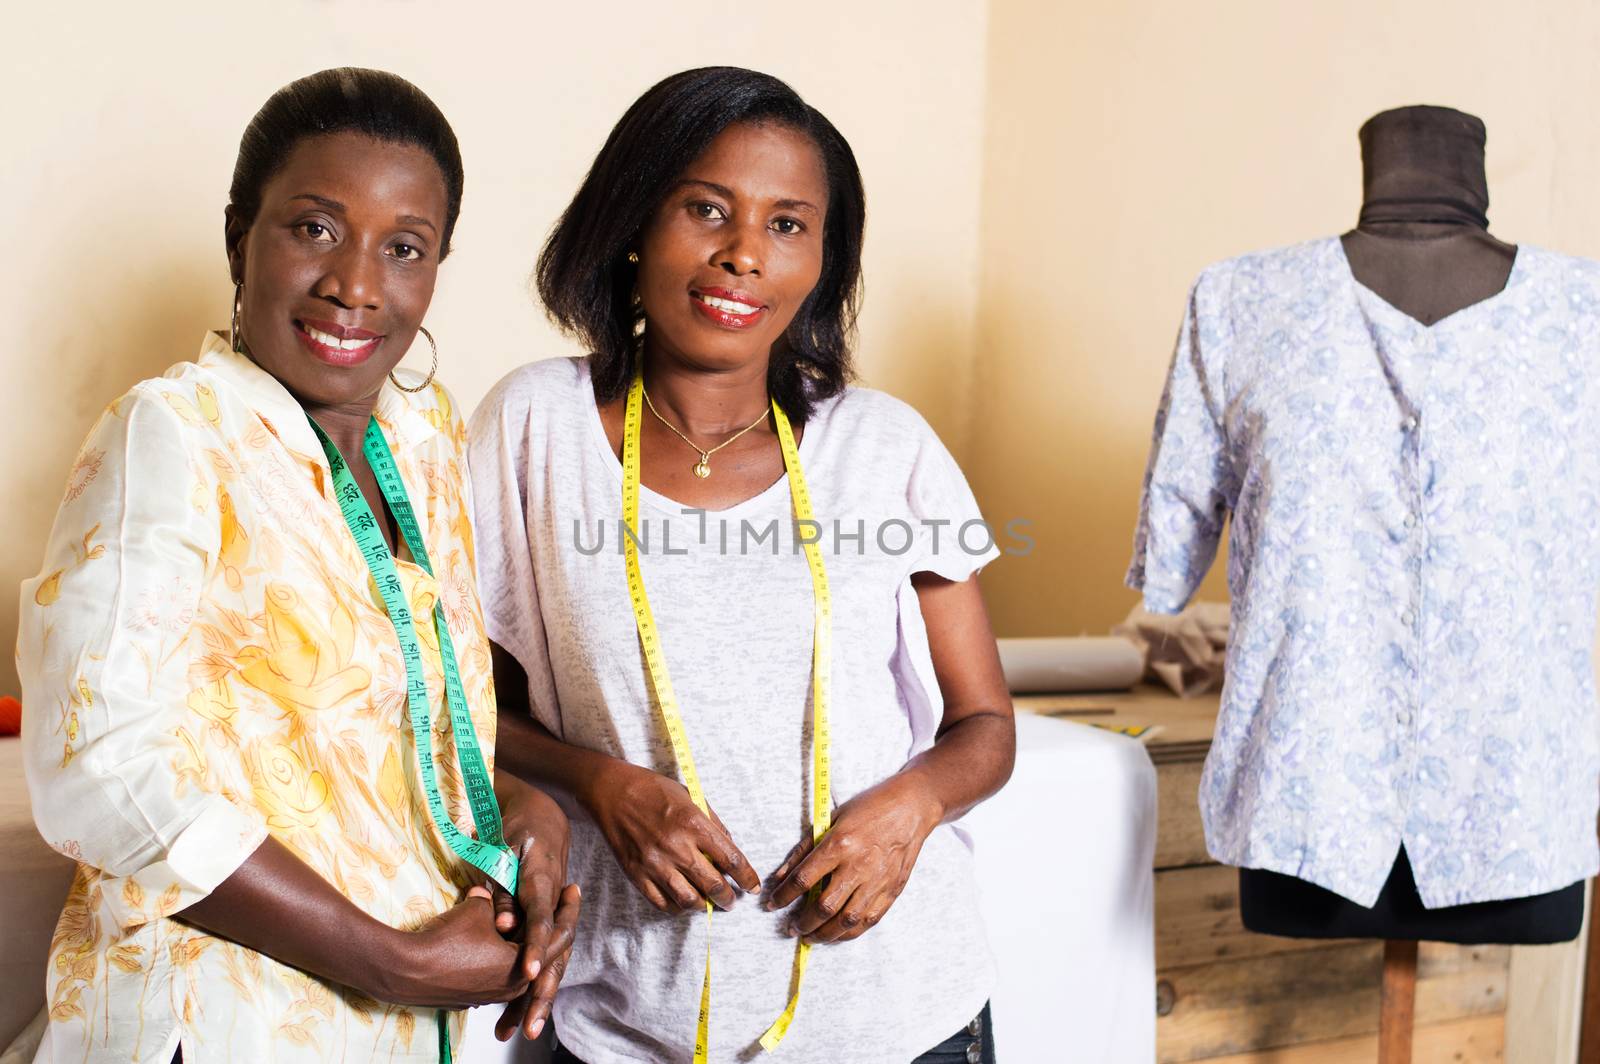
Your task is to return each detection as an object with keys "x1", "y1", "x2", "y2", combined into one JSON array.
[
  {"x1": 489, "y1": 776, "x2": 580, "y2": 1041},
  {"x1": 763, "y1": 775, "x2": 941, "y2": 945}
]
